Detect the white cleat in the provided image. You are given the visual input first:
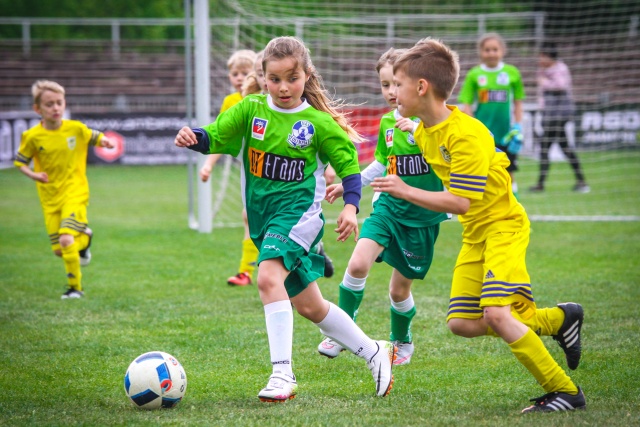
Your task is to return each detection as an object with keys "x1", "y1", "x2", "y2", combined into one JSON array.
[
  {"x1": 392, "y1": 341, "x2": 414, "y2": 366},
  {"x1": 367, "y1": 341, "x2": 397, "y2": 397},
  {"x1": 318, "y1": 337, "x2": 345, "y2": 358},
  {"x1": 257, "y1": 372, "x2": 298, "y2": 402}
]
